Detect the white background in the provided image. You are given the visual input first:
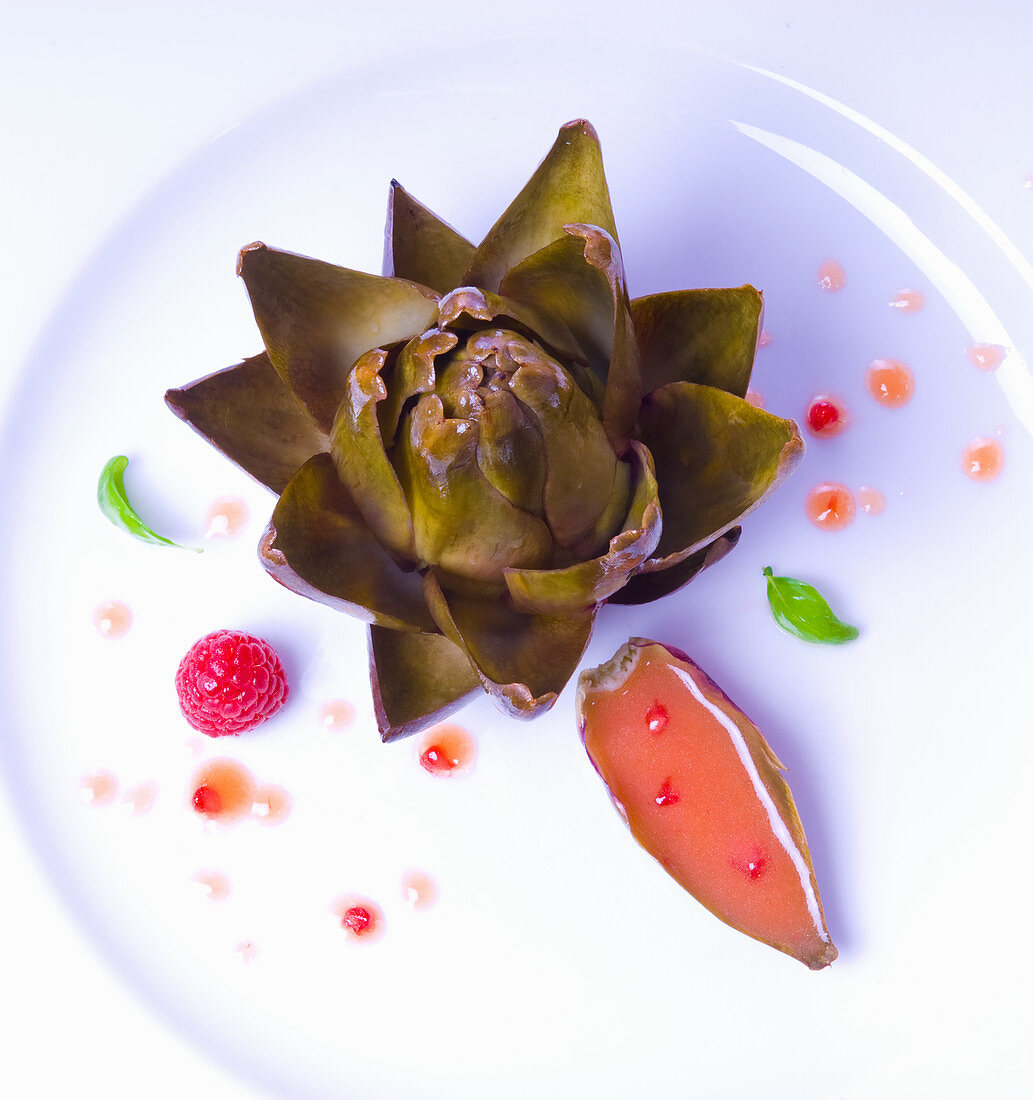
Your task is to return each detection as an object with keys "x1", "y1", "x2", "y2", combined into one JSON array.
[{"x1": 3, "y1": 2, "x2": 1031, "y2": 1097}]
